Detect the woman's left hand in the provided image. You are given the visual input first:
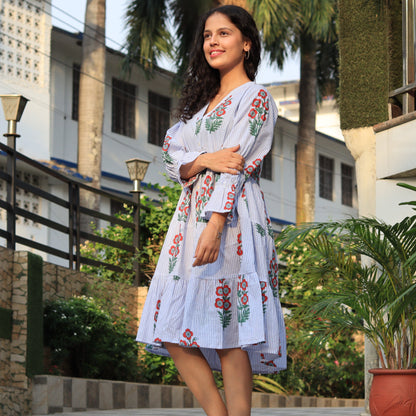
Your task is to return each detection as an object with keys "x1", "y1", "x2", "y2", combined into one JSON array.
[{"x1": 193, "y1": 221, "x2": 223, "y2": 267}]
